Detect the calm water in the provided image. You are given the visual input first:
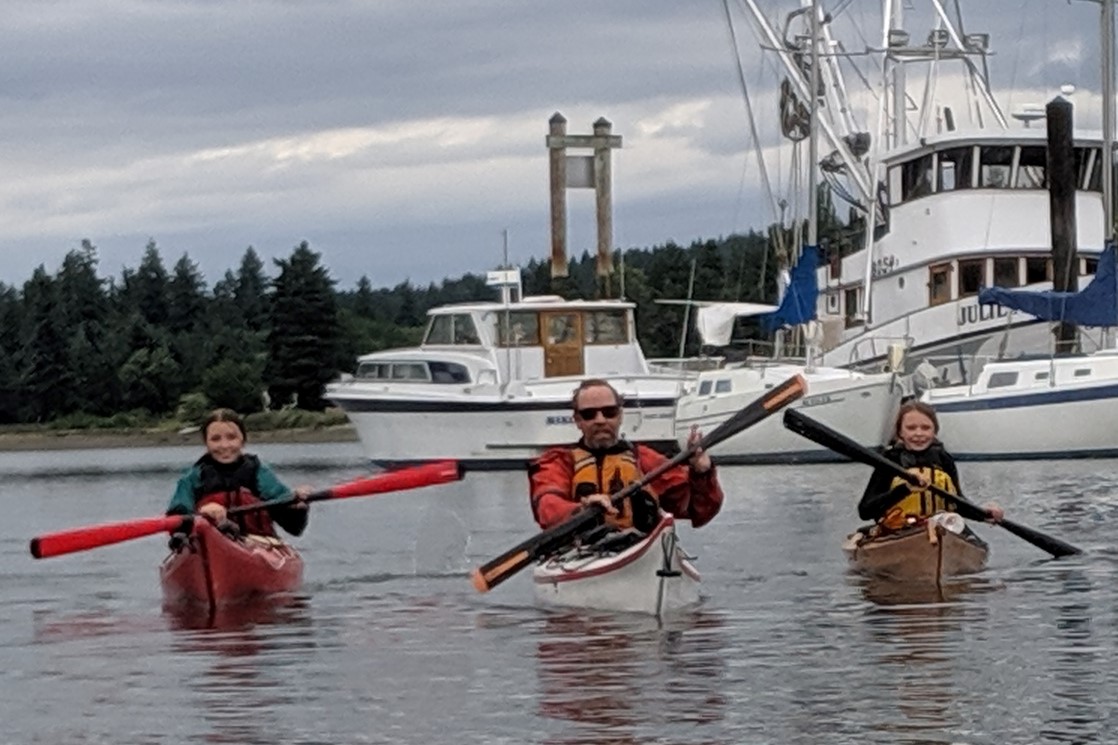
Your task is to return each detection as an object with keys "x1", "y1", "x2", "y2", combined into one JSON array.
[{"x1": 3, "y1": 442, "x2": 1118, "y2": 744}]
